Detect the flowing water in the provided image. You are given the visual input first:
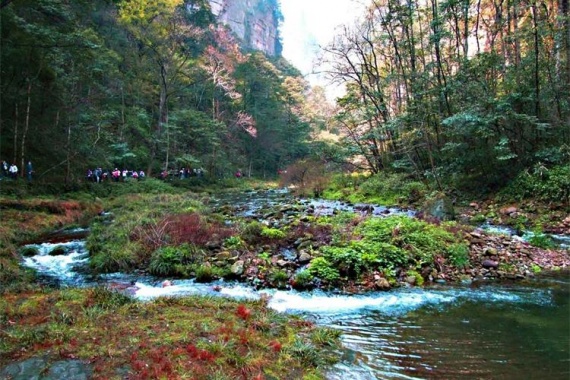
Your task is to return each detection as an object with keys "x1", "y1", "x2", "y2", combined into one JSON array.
[{"x1": 20, "y1": 190, "x2": 570, "y2": 379}]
